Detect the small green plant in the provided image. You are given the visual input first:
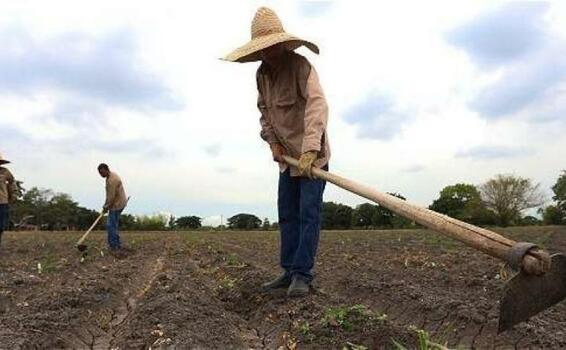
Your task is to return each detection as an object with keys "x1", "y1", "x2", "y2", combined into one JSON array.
[
  {"x1": 218, "y1": 276, "x2": 238, "y2": 289},
  {"x1": 395, "y1": 326, "x2": 448, "y2": 350},
  {"x1": 343, "y1": 342, "x2": 368, "y2": 350},
  {"x1": 299, "y1": 321, "x2": 310, "y2": 335},
  {"x1": 225, "y1": 253, "x2": 246, "y2": 268},
  {"x1": 416, "y1": 329, "x2": 429, "y2": 350},
  {"x1": 321, "y1": 304, "x2": 373, "y2": 331},
  {"x1": 37, "y1": 253, "x2": 59, "y2": 273},
  {"x1": 390, "y1": 338, "x2": 408, "y2": 350}
]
